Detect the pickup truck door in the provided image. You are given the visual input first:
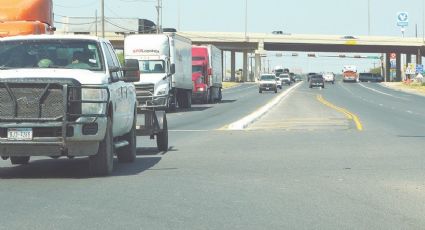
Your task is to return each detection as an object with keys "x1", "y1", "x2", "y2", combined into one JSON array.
[{"x1": 103, "y1": 42, "x2": 129, "y2": 136}]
